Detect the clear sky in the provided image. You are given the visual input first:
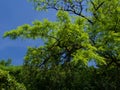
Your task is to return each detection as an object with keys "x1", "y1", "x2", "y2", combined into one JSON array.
[{"x1": 0, "y1": 0, "x2": 56, "y2": 65}]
